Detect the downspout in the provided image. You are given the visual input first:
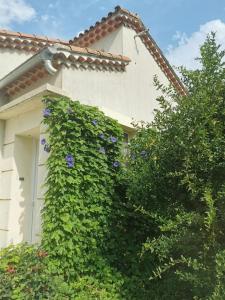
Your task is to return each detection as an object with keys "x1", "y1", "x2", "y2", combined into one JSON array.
[{"x1": 44, "y1": 59, "x2": 58, "y2": 75}]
